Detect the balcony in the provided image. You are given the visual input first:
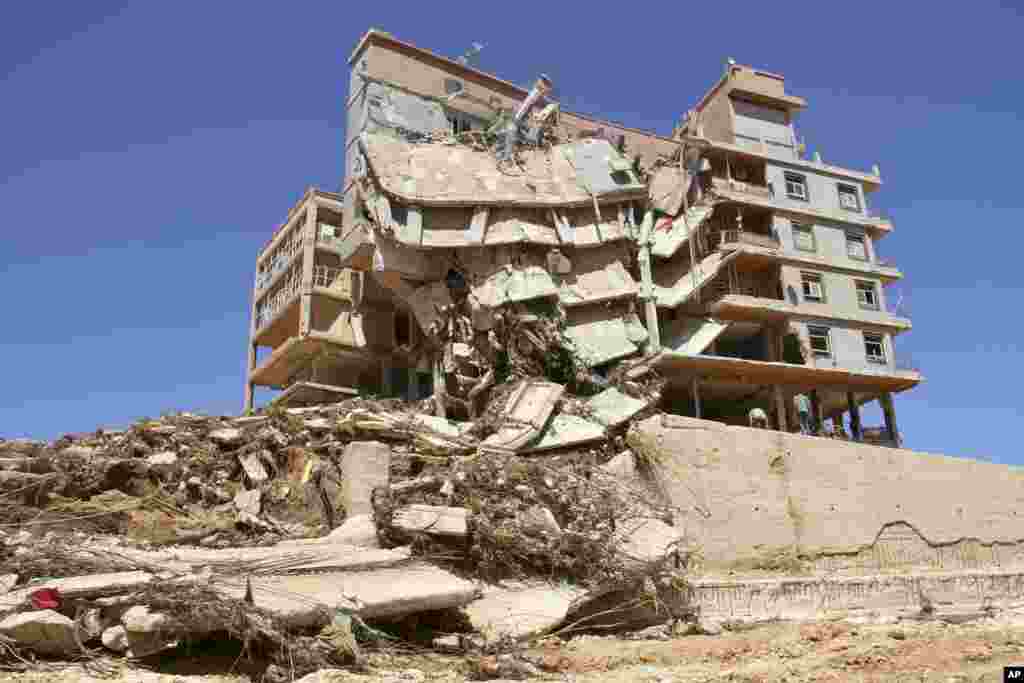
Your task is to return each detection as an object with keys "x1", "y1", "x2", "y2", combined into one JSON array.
[
  {"x1": 256, "y1": 230, "x2": 303, "y2": 292},
  {"x1": 718, "y1": 229, "x2": 780, "y2": 251},
  {"x1": 255, "y1": 265, "x2": 302, "y2": 332},
  {"x1": 710, "y1": 175, "x2": 772, "y2": 201},
  {"x1": 312, "y1": 265, "x2": 357, "y2": 300}
]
